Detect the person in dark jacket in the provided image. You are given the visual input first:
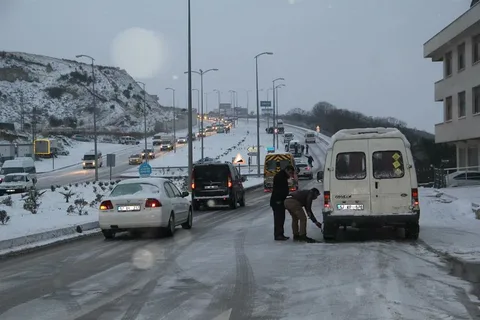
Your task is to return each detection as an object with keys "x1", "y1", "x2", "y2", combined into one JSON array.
[
  {"x1": 284, "y1": 188, "x2": 322, "y2": 243},
  {"x1": 270, "y1": 165, "x2": 295, "y2": 241}
]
